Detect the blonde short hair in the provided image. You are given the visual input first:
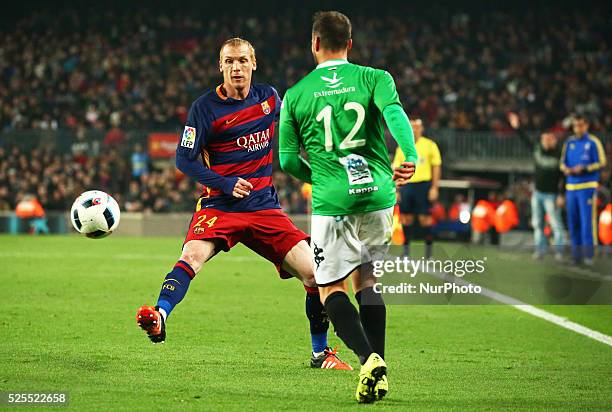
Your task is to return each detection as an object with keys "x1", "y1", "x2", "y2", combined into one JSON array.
[{"x1": 219, "y1": 38, "x2": 256, "y2": 62}]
